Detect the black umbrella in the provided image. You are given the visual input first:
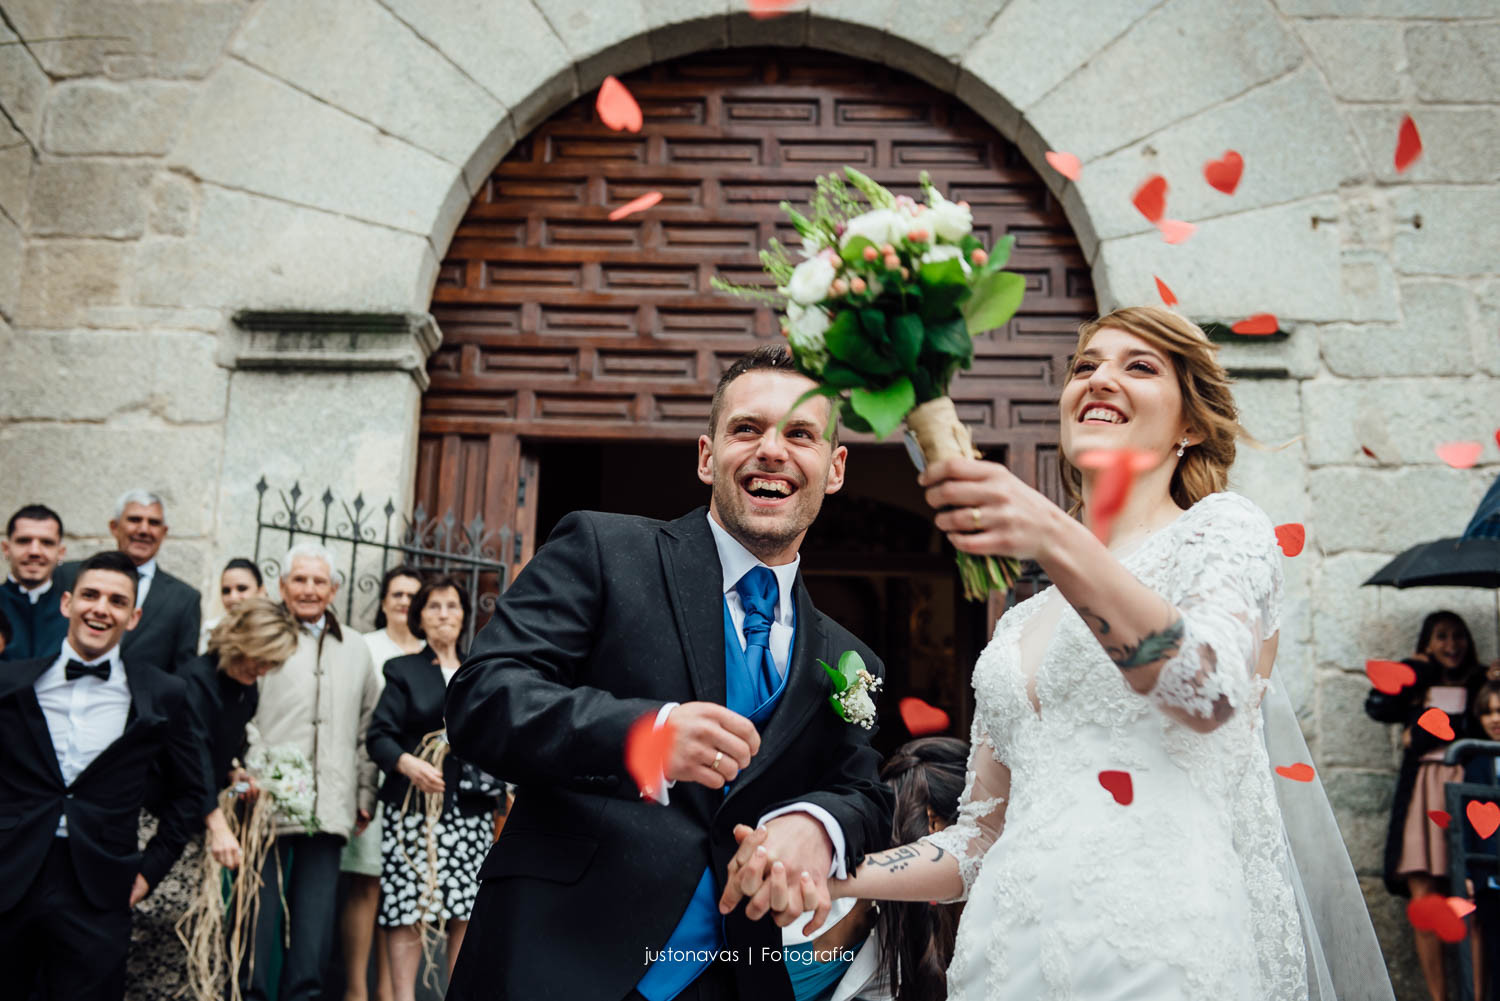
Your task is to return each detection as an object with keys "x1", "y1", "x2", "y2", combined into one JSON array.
[{"x1": 1362, "y1": 536, "x2": 1500, "y2": 589}]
